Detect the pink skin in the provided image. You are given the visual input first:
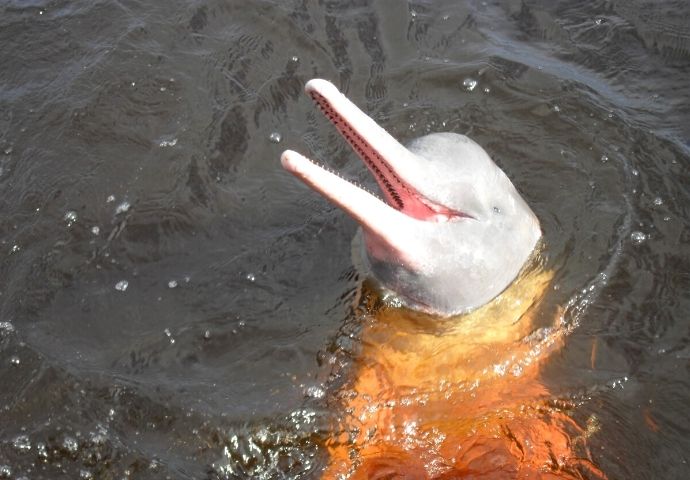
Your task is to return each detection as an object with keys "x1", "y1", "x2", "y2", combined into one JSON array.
[
  {"x1": 281, "y1": 79, "x2": 541, "y2": 315},
  {"x1": 281, "y1": 80, "x2": 468, "y2": 268},
  {"x1": 298, "y1": 84, "x2": 466, "y2": 222}
]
